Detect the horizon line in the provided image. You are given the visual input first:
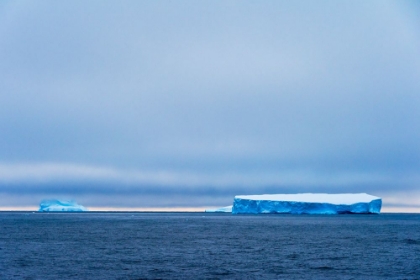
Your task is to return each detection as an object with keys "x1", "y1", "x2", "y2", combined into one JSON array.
[{"x1": 0, "y1": 206, "x2": 419, "y2": 213}]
